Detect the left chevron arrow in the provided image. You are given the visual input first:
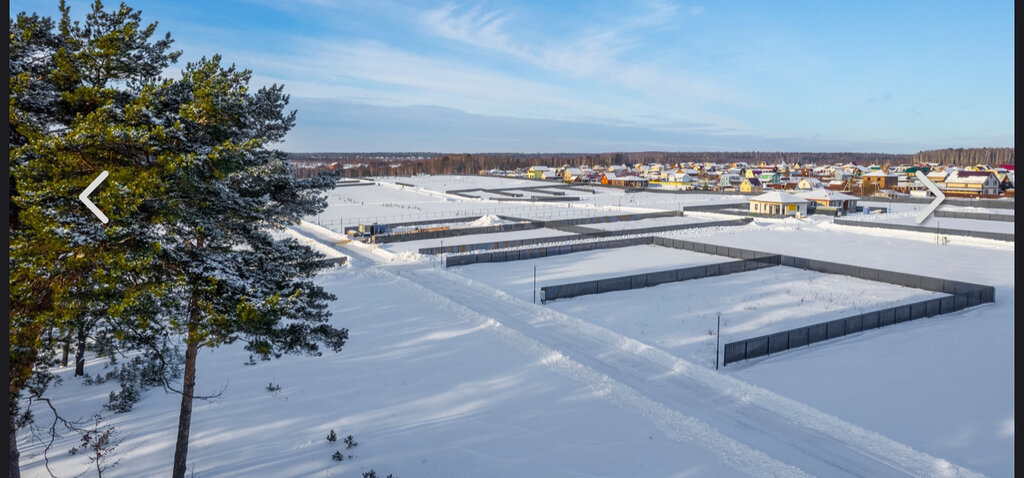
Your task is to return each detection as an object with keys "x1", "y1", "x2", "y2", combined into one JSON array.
[{"x1": 79, "y1": 170, "x2": 110, "y2": 224}]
